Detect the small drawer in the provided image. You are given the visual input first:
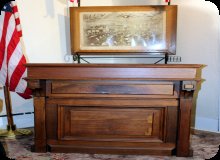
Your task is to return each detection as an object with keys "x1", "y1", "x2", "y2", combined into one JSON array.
[{"x1": 51, "y1": 81, "x2": 174, "y2": 95}]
